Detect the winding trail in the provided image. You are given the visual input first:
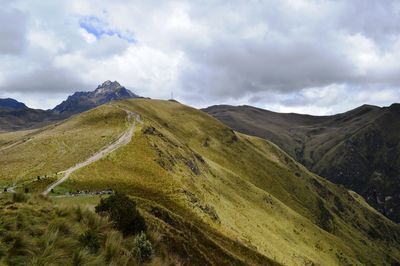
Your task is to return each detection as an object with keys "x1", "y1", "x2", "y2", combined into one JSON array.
[{"x1": 43, "y1": 109, "x2": 140, "y2": 195}]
